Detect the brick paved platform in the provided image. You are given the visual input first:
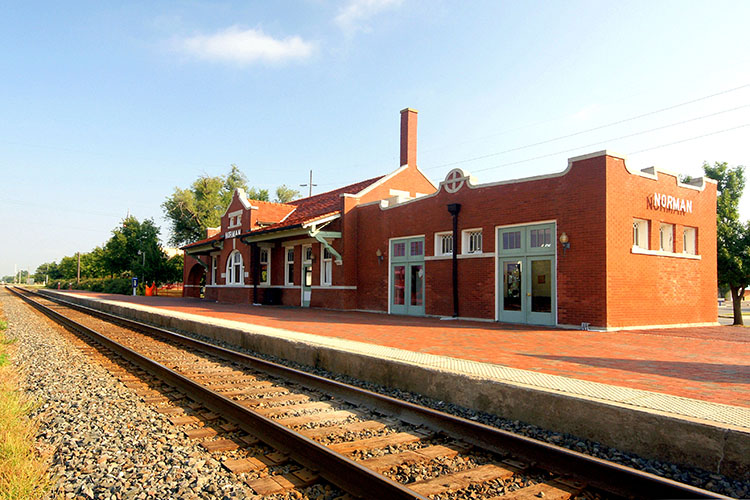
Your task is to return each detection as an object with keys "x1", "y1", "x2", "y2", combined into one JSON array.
[{"x1": 51, "y1": 290, "x2": 748, "y2": 409}]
